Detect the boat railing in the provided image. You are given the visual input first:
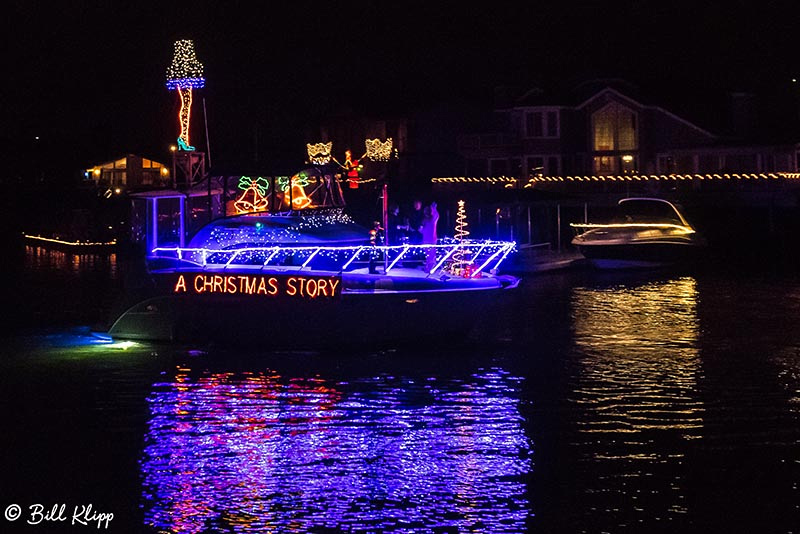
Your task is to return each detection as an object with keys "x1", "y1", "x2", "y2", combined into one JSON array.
[{"x1": 149, "y1": 240, "x2": 517, "y2": 278}]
